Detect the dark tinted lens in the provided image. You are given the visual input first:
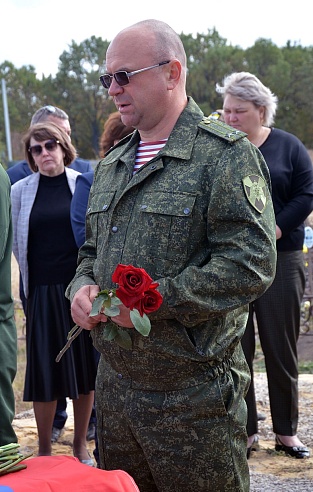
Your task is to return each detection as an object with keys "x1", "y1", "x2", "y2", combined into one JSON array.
[
  {"x1": 29, "y1": 139, "x2": 58, "y2": 156},
  {"x1": 45, "y1": 140, "x2": 58, "y2": 152},
  {"x1": 29, "y1": 145, "x2": 42, "y2": 156},
  {"x1": 100, "y1": 71, "x2": 130, "y2": 88},
  {"x1": 100, "y1": 75, "x2": 112, "y2": 89},
  {"x1": 114, "y1": 71, "x2": 130, "y2": 86}
]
